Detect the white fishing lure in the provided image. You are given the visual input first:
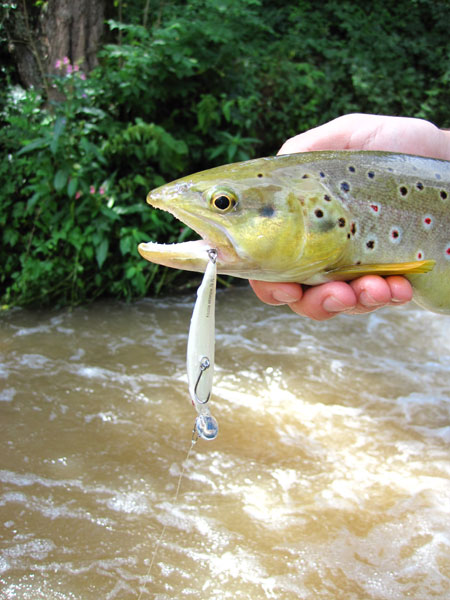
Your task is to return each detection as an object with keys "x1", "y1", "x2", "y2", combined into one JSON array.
[{"x1": 186, "y1": 249, "x2": 219, "y2": 440}]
